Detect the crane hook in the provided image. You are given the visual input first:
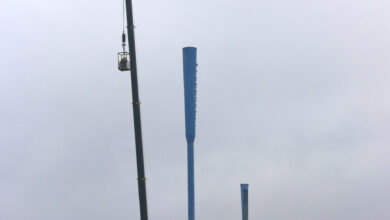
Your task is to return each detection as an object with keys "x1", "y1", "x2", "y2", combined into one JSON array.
[{"x1": 122, "y1": 32, "x2": 126, "y2": 52}]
